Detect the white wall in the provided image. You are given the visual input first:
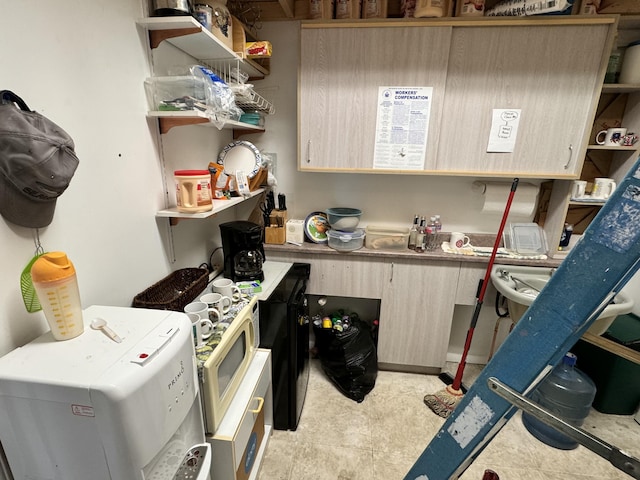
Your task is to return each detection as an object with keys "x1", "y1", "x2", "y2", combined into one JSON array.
[{"x1": 0, "y1": 0, "x2": 248, "y2": 360}]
